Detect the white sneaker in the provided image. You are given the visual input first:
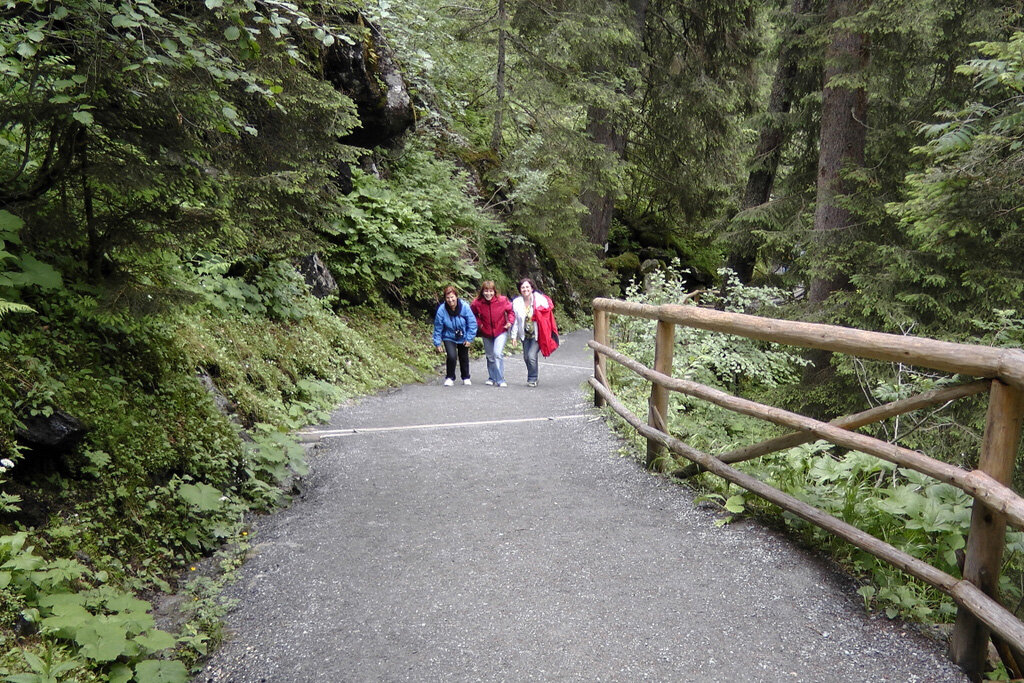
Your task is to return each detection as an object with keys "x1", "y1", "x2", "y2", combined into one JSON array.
[
  {"x1": 485, "y1": 380, "x2": 494, "y2": 386},
  {"x1": 443, "y1": 378, "x2": 454, "y2": 386},
  {"x1": 527, "y1": 381, "x2": 537, "y2": 387},
  {"x1": 498, "y1": 382, "x2": 507, "y2": 387},
  {"x1": 463, "y1": 379, "x2": 472, "y2": 386}
]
